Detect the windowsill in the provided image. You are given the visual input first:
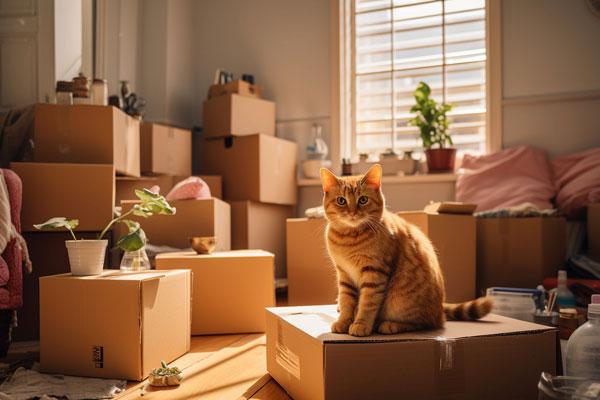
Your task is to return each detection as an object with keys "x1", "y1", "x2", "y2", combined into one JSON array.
[{"x1": 298, "y1": 173, "x2": 457, "y2": 187}]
